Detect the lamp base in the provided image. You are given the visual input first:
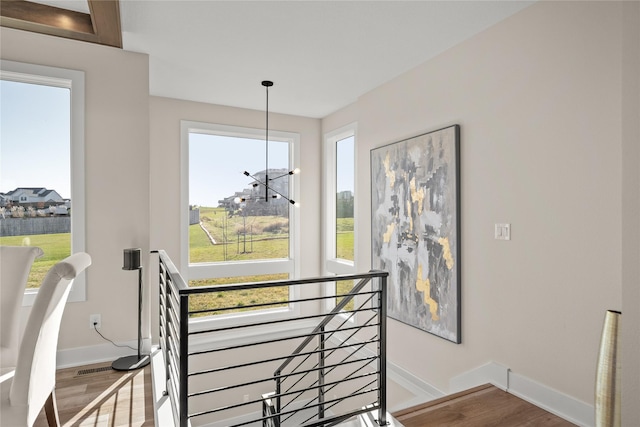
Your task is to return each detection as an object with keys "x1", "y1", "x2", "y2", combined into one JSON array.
[{"x1": 111, "y1": 354, "x2": 150, "y2": 371}]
